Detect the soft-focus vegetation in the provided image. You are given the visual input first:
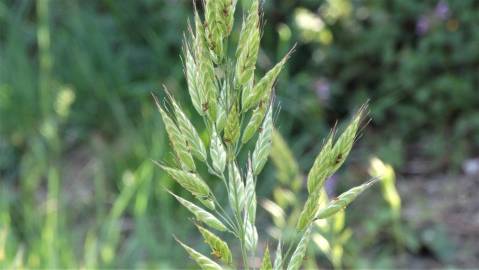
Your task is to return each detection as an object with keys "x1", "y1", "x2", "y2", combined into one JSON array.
[{"x1": 0, "y1": 0, "x2": 477, "y2": 268}]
